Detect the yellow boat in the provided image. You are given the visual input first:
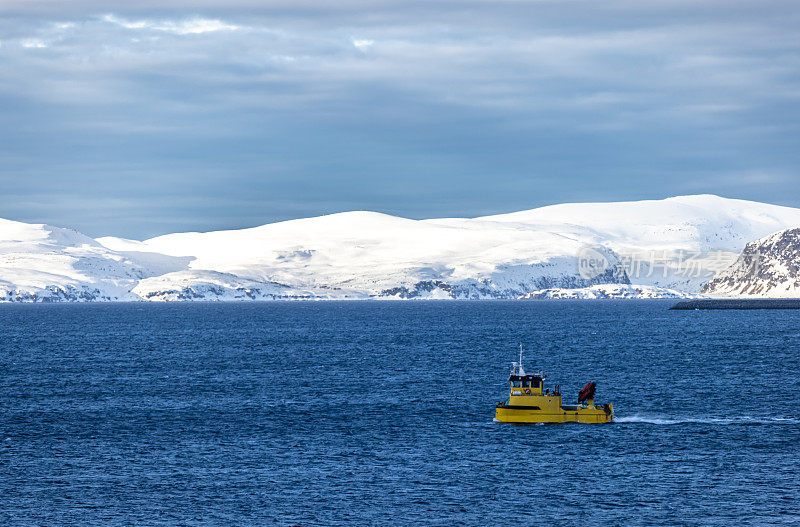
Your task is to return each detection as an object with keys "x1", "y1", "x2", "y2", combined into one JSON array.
[{"x1": 494, "y1": 346, "x2": 613, "y2": 424}]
